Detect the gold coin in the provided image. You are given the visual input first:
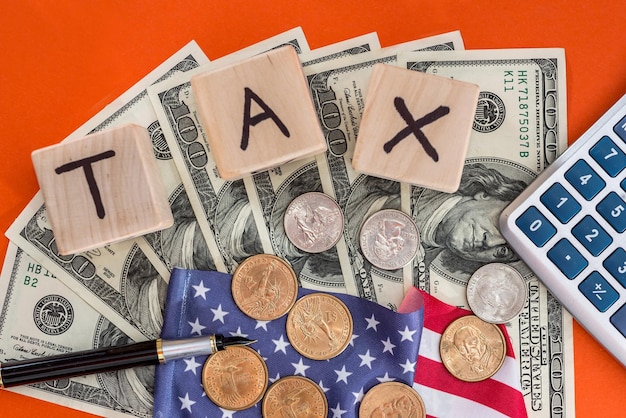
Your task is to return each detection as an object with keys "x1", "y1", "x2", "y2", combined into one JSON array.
[
  {"x1": 202, "y1": 345, "x2": 268, "y2": 410},
  {"x1": 359, "y1": 382, "x2": 426, "y2": 418},
  {"x1": 286, "y1": 292, "x2": 353, "y2": 360},
  {"x1": 262, "y1": 376, "x2": 327, "y2": 418},
  {"x1": 439, "y1": 315, "x2": 506, "y2": 382},
  {"x1": 232, "y1": 254, "x2": 298, "y2": 321}
]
